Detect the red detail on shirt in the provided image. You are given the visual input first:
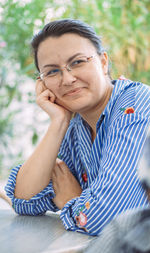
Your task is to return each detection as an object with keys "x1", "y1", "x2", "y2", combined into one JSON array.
[
  {"x1": 79, "y1": 212, "x2": 87, "y2": 226},
  {"x1": 82, "y1": 172, "x2": 88, "y2": 182},
  {"x1": 124, "y1": 107, "x2": 135, "y2": 114}
]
